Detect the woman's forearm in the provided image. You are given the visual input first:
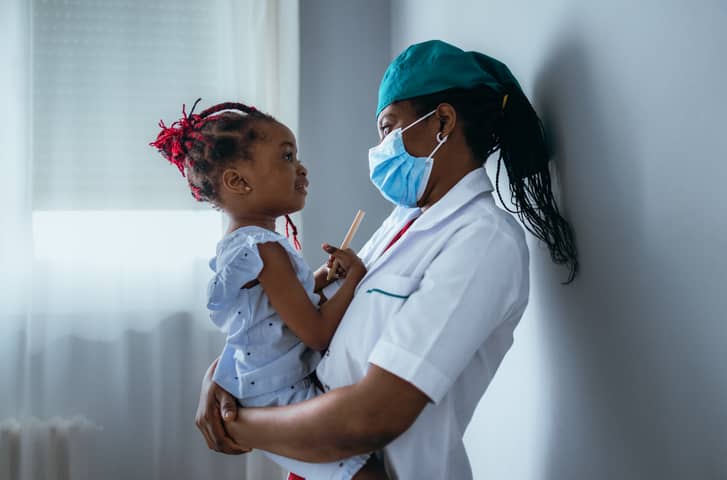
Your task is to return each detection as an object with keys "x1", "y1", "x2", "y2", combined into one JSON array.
[
  {"x1": 224, "y1": 367, "x2": 428, "y2": 462},
  {"x1": 225, "y1": 384, "x2": 385, "y2": 462}
]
